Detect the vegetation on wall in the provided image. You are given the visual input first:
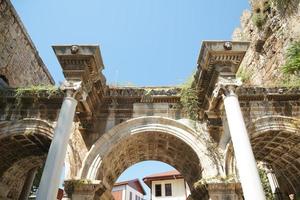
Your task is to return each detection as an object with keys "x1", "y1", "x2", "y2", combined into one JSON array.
[
  {"x1": 282, "y1": 41, "x2": 300, "y2": 75},
  {"x1": 279, "y1": 74, "x2": 300, "y2": 87},
  {"x1": 251, "y1": 0, "x2": 271, "y2": 29},
  {"x1": 15, "y1": 85, "x2": 59, "y2": 98},
  {"x1": 275, "y1": 41, "x2": 300, "y2": 87},
  {"x1": 15, "y1": 85, "x2": 60, "y2": 106},
  {"x1": 258, "y1": 168, "x2": 275, "y2": 200},
  {"x1": 236, "y1": 68, "x2": 253, "y2": 85},
  {"x1": 179, "y1": 75, "x2": 200, "y2": 121},
  {"x1": 270, "y1": 0, "x2": 294, "y2": 12},
  {"x1": 252, "y1": 13, "x2": 267, "y2": 29}
]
